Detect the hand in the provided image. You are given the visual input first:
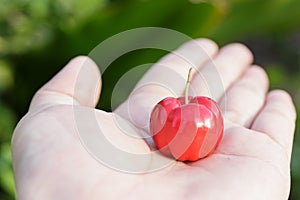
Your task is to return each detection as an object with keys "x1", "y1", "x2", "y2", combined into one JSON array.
[{"x1": 12, "y1": 39, "x2": 296, "y2": 200}]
